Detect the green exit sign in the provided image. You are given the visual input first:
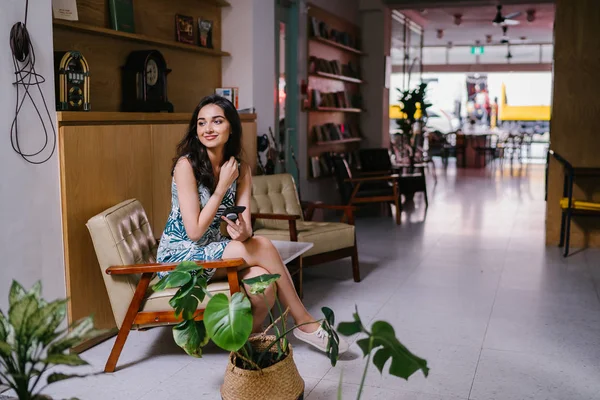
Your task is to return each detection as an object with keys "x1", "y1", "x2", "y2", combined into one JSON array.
[{"x1": 471, "y1": 46, "x2": 485, "y2": 55}]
